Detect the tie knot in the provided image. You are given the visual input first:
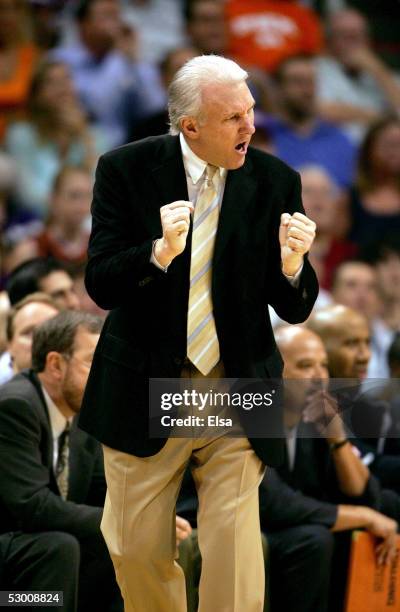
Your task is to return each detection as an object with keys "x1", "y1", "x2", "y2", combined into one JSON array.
[{"x1": 206, "y1": 164, "x2": 218, "y2": 186}]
